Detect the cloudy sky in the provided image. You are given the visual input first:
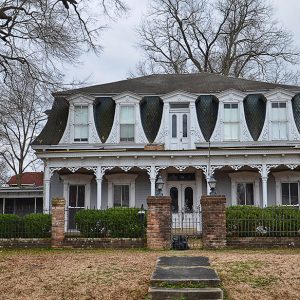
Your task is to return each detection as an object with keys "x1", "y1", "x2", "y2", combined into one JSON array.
[{"x1": 65, "y1": 0, "x2": 300, "y2": 85}]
